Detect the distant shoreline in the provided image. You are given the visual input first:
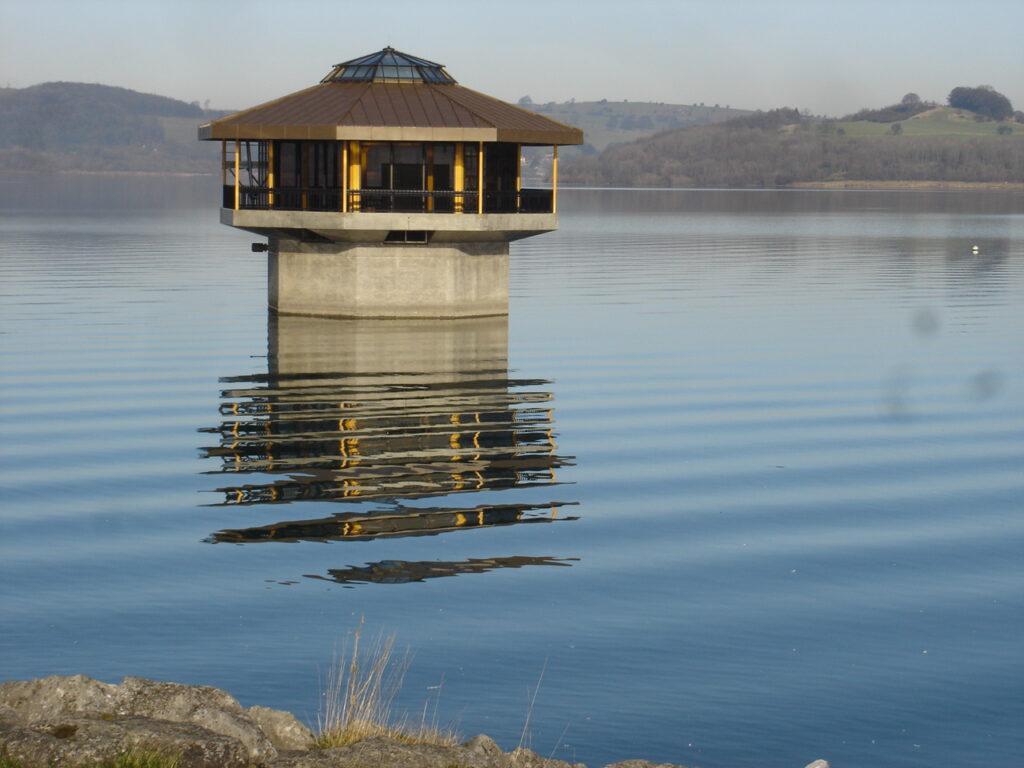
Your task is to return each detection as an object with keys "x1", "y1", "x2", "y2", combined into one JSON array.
[
  {"x1": 561, "y1": 181, "x2": 1024, "y2": 192},
  {"x1": 786, "y1": 180, "x2": 1024, "y2": 191}
]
